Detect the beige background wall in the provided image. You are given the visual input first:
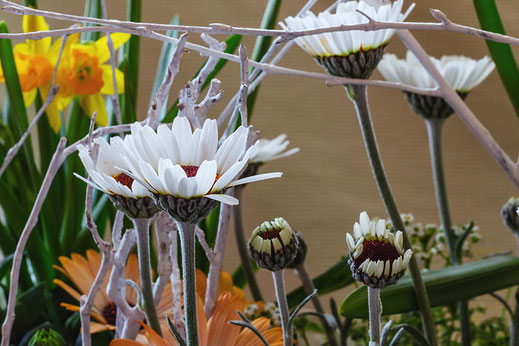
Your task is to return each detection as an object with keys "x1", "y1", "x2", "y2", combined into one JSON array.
[{"x1": 3, "y1": 0, "x2": 519, "y2": 309}]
